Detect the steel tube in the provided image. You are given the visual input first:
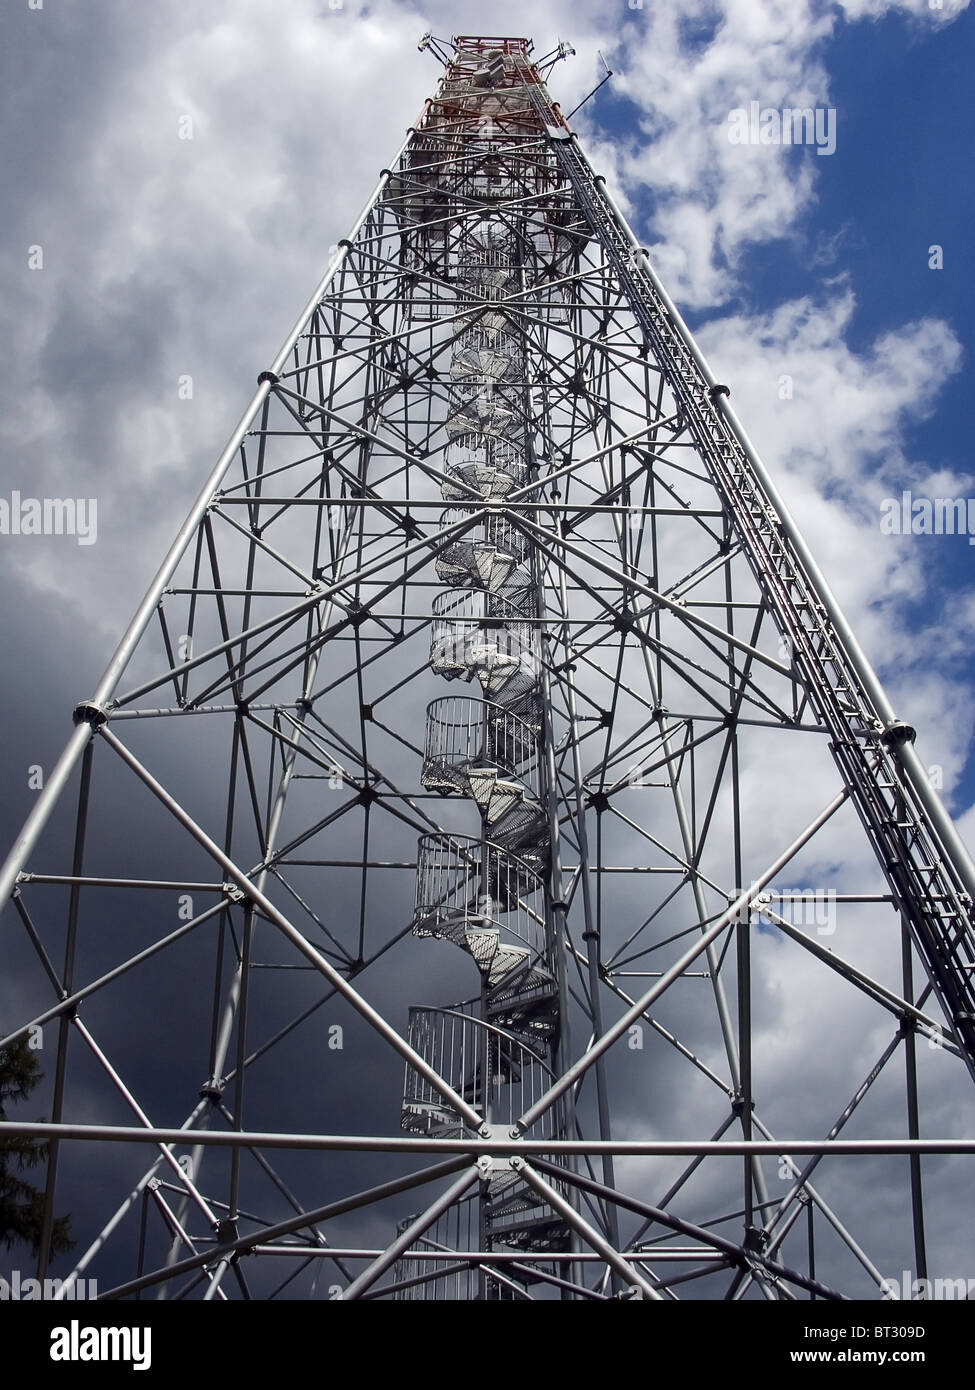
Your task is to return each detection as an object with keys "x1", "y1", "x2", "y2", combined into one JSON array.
[
  {"x1": 4, "y1": 1122, "x2": 973, "y2": 1157},
  {"x1": 339, "y1": 1166, "x2": 480, "y2": 1300},
  {"x1": 584, "y1": 150, "x2": 975, "y2": 907},
  {"x1": 0, "y1": 137, "x2": 411, "y2": 912},
  {"x1": 96, "y1": 725, "x2": 487, "y2": 1133},
  {"x1": 511, "y1": 1158, "x2": 662, "y2": 1300},
  {"x1": 516, "y1": 788, "x2": 850, "y2": 1133}
]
